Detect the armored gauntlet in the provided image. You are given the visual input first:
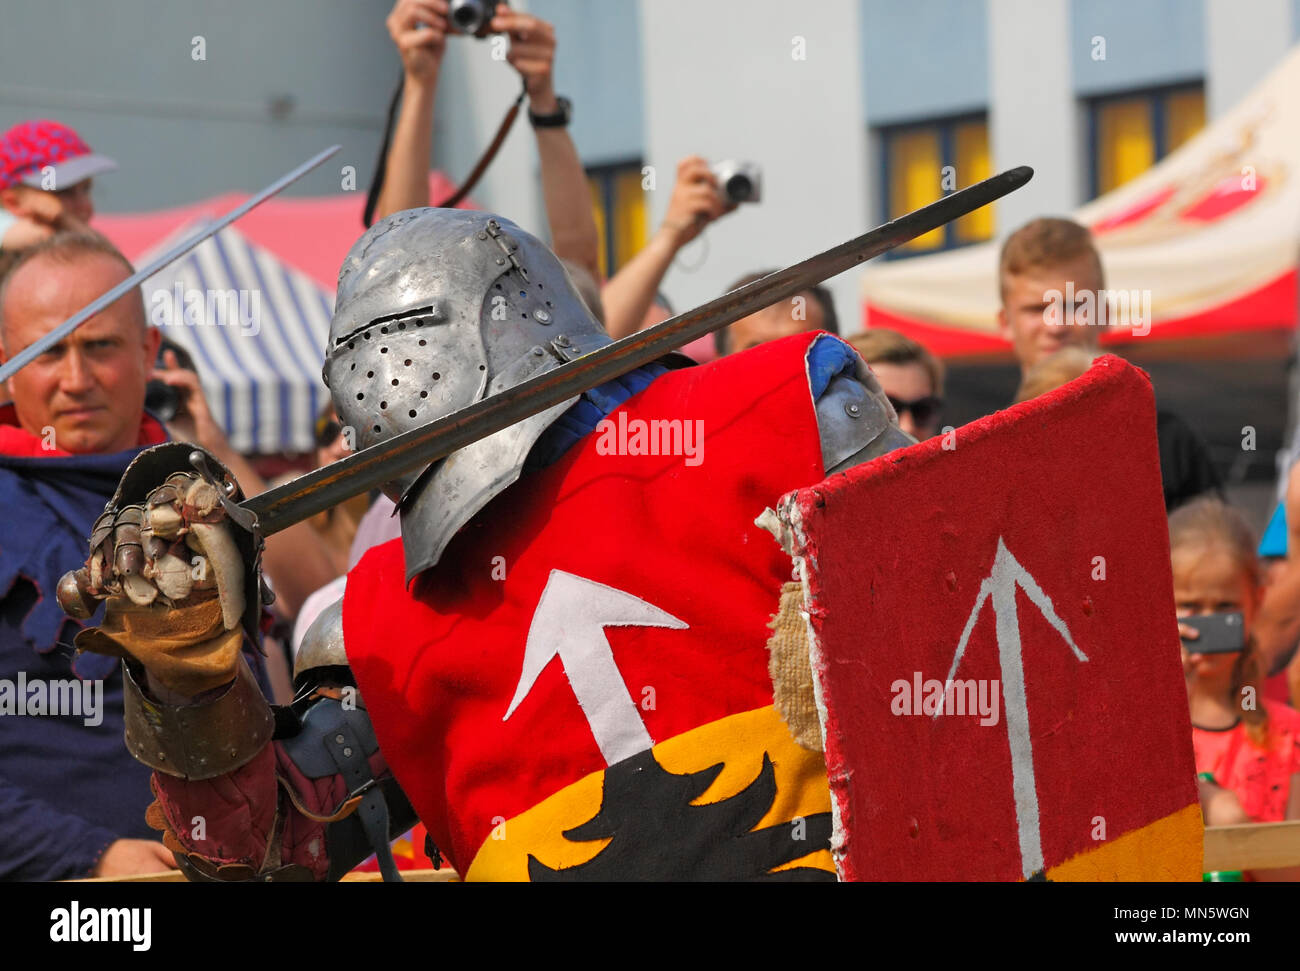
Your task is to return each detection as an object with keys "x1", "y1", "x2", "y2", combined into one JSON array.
[{"x1": 57, "y1": 443, "x2": 274, "y2": 779}]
